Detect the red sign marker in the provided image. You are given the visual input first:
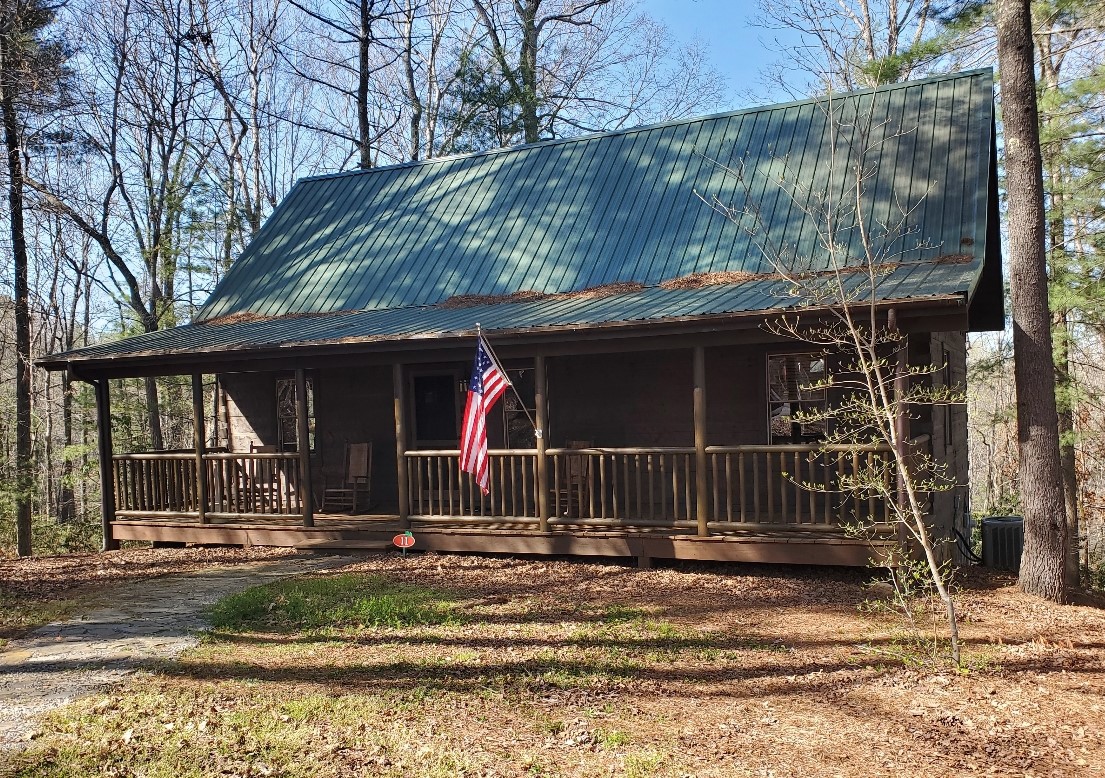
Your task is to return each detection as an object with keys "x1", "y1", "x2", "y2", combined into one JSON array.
[{"x1": 392, "y1": 533, "x2": 416, "y2": 549}]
